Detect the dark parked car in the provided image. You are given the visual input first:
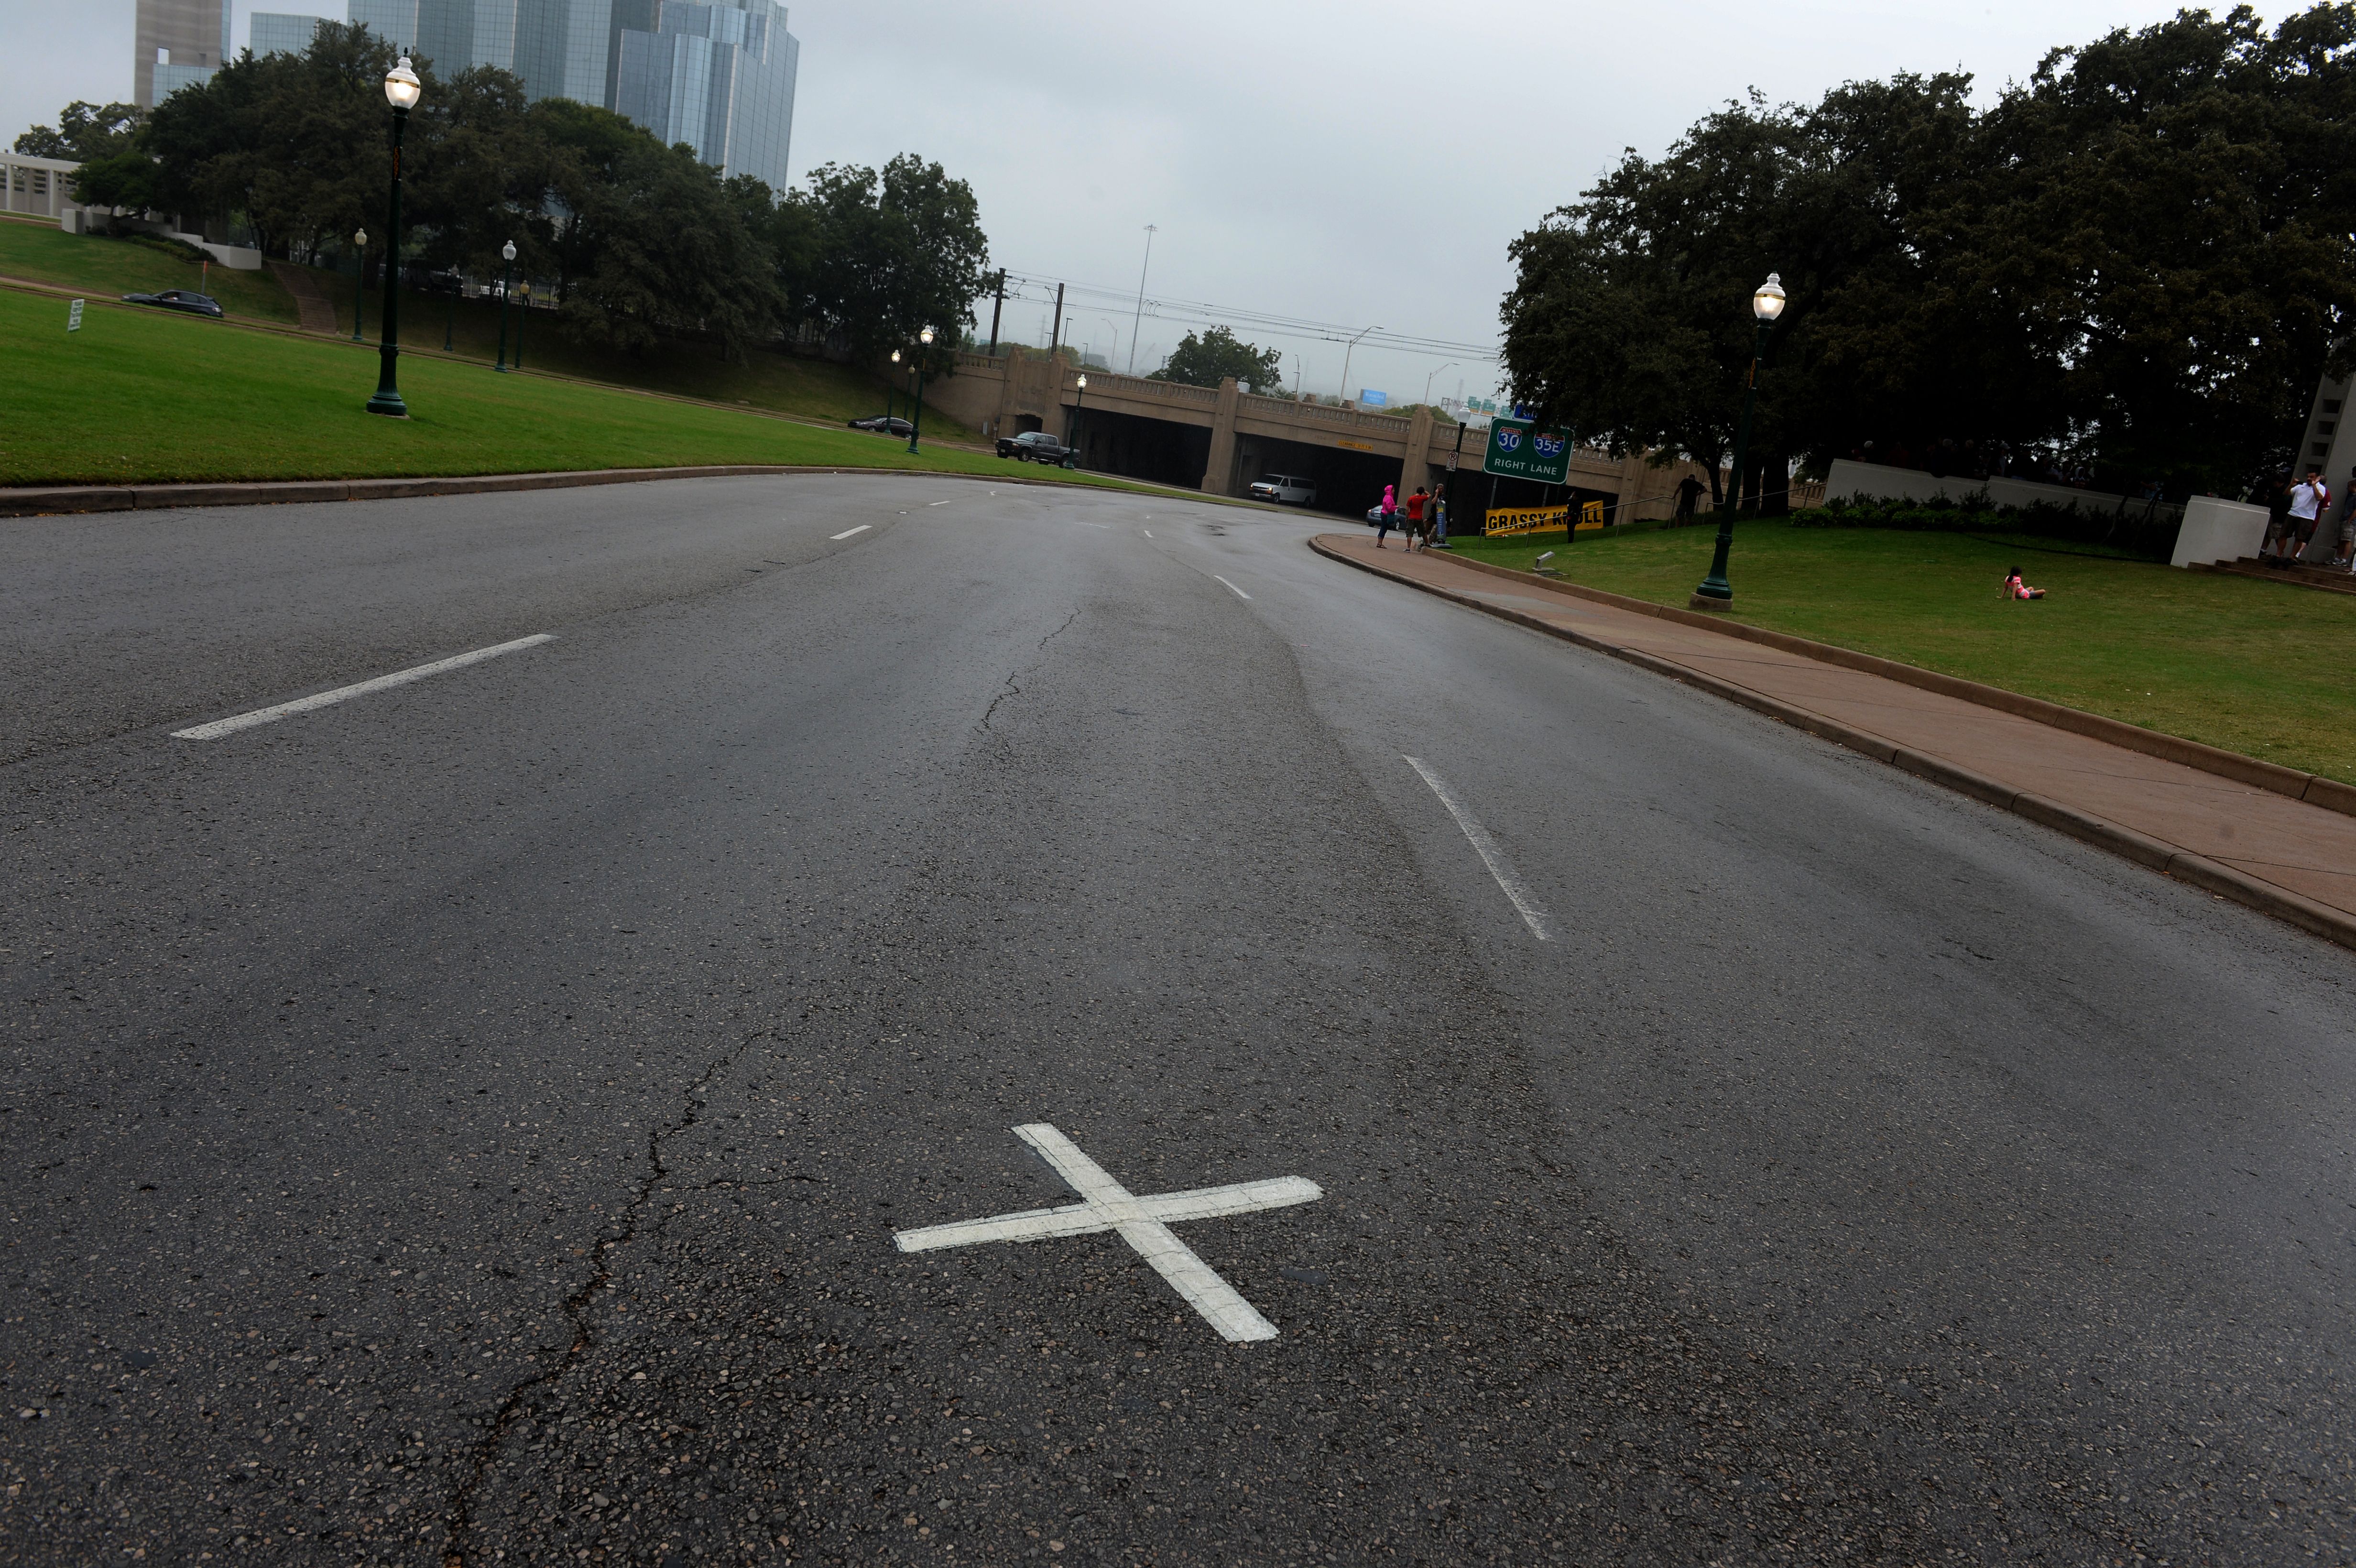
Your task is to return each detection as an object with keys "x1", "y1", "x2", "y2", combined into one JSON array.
[
  {"x1": 849, "y1": 414, "x2": 914, "y2": 436},
  {"x1": 996, "y1": 430, "x2": 1077, "y2": 467},
  {"x1": 121, "y1": 289, "x2": 224, "y2": 319}
]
